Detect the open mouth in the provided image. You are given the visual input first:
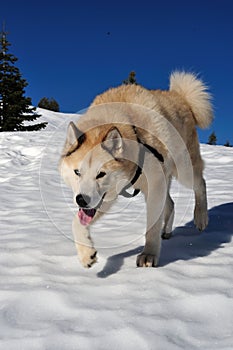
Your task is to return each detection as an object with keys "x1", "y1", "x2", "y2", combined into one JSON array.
[
  {"x1": 78, "y1": 208, "x2": 96, "y2": 226},
  {"x1": 77, "y1": 194, "x2": 106, "y2": 226}
]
